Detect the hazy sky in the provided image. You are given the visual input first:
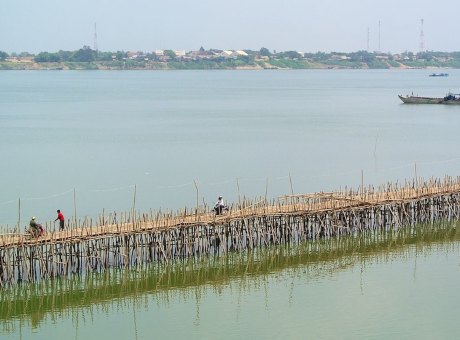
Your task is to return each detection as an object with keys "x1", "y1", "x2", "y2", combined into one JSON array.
[{"x1": 1, "y1": 0, "x2": 459, "y2": 54}]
